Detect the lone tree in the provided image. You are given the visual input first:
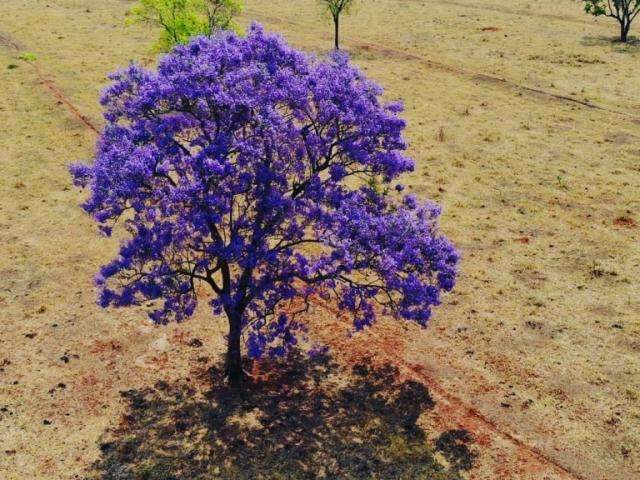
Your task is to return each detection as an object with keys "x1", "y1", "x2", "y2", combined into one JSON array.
[
  {"x1": 319, "y1": 0, "x2": 356, "y2": 49},
  {"x1": 128, "y1": 0, "x2": 241, "y2": 51},
  {"x1": 71, "y1": 25, "x2": 458, "y2": 385},
  {"x1": 581, "y1": 0, "x2": 639, "y2": 42}
]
